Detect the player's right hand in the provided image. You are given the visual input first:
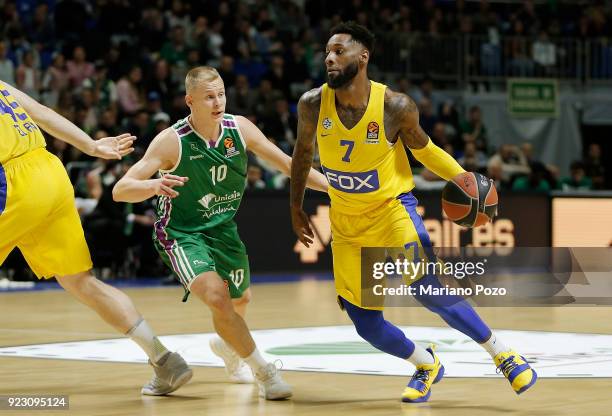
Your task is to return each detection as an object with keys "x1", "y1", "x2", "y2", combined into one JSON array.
[
  {"x1": 153, "y1": 174, "x2": 189, "y2": 198},
  {"x1": 291, "y1": 206, "x2": 314, "y2": 247}
]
